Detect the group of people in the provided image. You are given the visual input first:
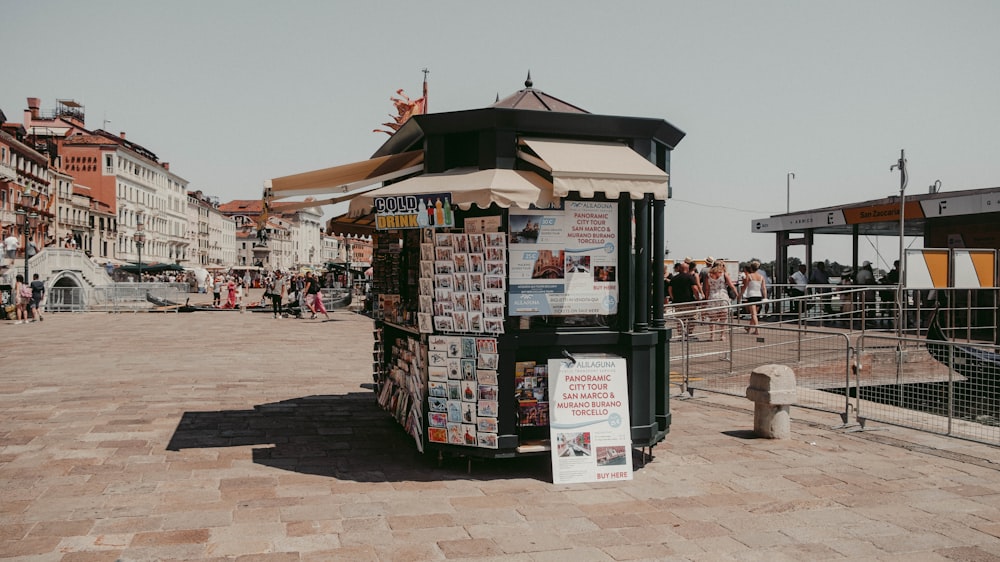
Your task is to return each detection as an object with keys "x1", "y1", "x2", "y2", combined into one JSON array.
[
  {"x1": 260, "y1": 270, "x2": 331, "y2": 320},
  {"x1": 666, "y1": 256, "x2": 768, "y2": 339},
  {"x1": 10, "y1": 273, "x2": 45, "y2": 324}
]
